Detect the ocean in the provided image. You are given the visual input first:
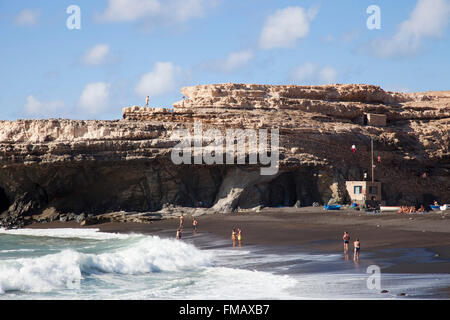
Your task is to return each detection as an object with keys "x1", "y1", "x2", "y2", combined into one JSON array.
[{"x1": 0, "y1": 228, "x2": 449, "y2": 300}]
